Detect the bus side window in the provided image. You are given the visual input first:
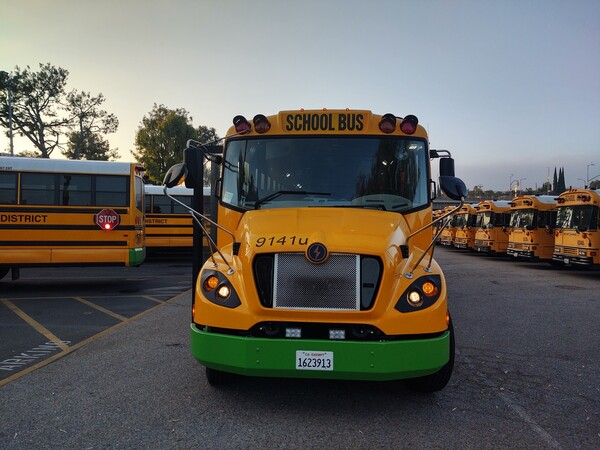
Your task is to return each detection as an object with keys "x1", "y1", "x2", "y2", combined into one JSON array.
[
  {"x1": 96, "y1": 175, "x2": 128, "y2": 207},
  {"x1": 153, "y1": 195, "x2": 170, "y2": 213},
  {"x1": 0, "y1": 172, "x2": 18, "y2": 204},
  {"x1": 135, "y1": 177, "x2": 144, "y2": 212},
  {"x1": 145, "y1": 195, "x2": 152, "y2": 213},
  {"x1": 21, "y1": 173, "x2": 56, "y2": 205},
  {"x1": 173, "y1": 195, "x2": 191, "y2": 214},
  {"x1": 60, "y1": 174, "x2": 92, "y2": 206}
]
